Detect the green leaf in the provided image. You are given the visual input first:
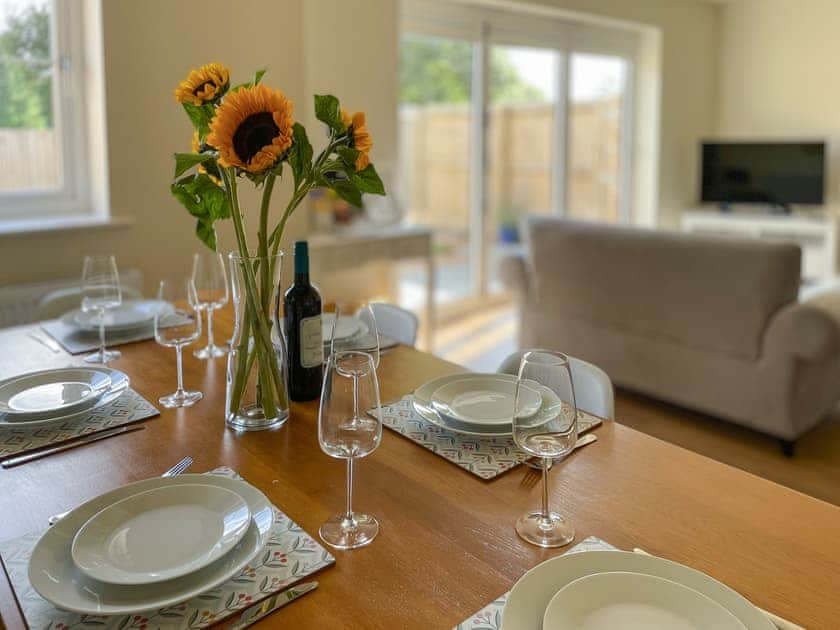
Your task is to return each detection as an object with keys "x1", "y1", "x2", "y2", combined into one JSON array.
[
  {"x1": 351, "y1": 162, "x2": 386, "y2": 195},
  {"x1": 288, "y1": 123, "x2": 313, "y2": 187},
  {"x1": 336, "y1": 146, "x2": 360, "y2": 169},
  {"x1": 173, "y1": 152, "x2": 214, "y2": 178},
  {"x1": 253, "y1": 68, "x2": 266, "y2": 85},
  {"x1": 314, "y1": 94, "x2": 343, "y2": 131},
  {"x1": 195, "y1": 219, "x2": 217, "y2": 251},
  {"x1": 182, "y1": 102, "x2": 216, "y2": 138},
  {"x1": 327, "y1": 177, "x2": 363, "y2": 207}
]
